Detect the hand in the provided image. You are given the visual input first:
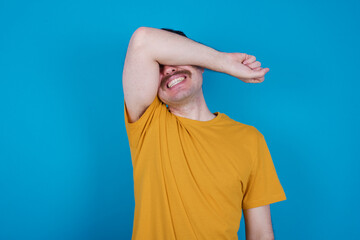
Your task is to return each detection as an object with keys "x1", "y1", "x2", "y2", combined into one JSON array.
[{"x1": 225, "y1": 52, "x2": 270, "y2": 83}]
